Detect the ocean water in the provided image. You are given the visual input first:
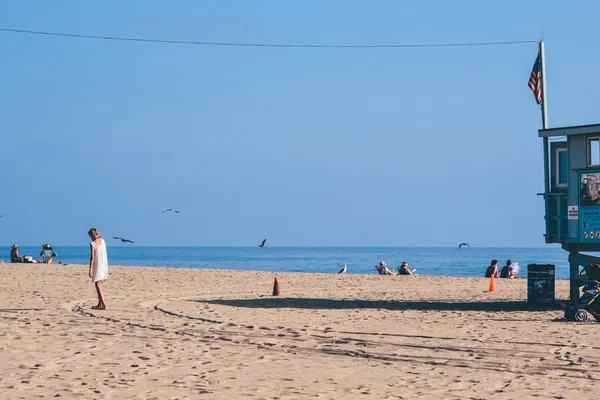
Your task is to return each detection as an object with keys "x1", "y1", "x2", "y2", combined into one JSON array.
[{"x1": 2, "y1": 246, "x2": 578, "y2": 279}]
